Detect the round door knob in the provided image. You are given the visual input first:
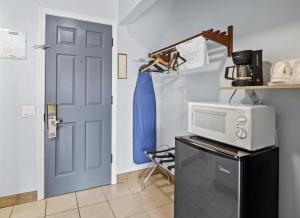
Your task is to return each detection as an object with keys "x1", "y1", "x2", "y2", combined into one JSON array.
[{"x1": 236, "y1": 128, "x2": 247, "y2": 139}]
